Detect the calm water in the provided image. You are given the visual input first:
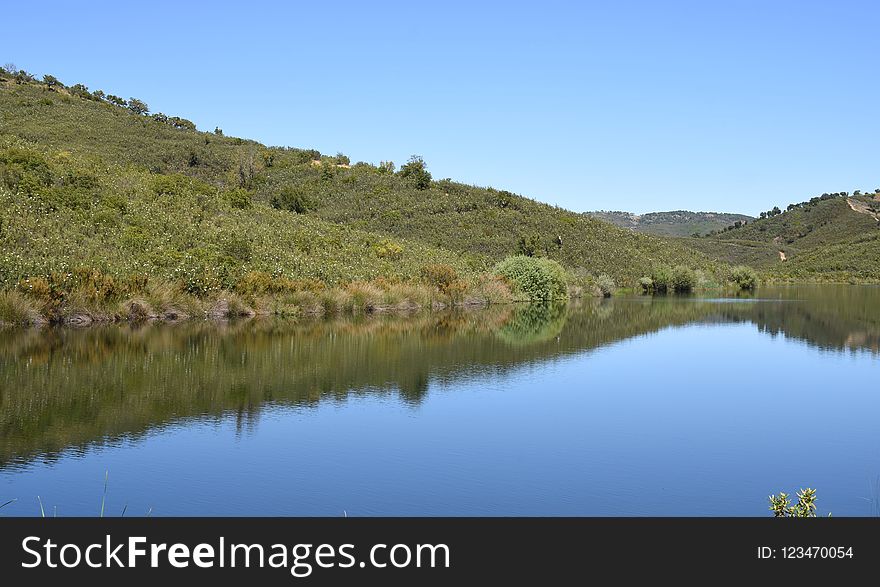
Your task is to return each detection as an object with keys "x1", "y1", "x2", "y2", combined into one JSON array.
[{"x1": 1, "y1": 285, "x2": 878, "y2": 516}]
